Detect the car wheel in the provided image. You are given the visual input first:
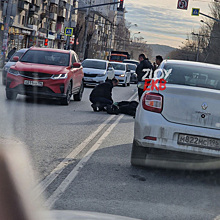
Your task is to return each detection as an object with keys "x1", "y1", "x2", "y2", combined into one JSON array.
[
  {"x1": 74, "y1": 82, "x2": 84, "y2": 101},
  {"x1": 6, "y1": 90, "x2": 17, "y2": 100},
  {"x1": 127, "y1": 81, "x2": 130, "y2": 86},
  {"x1": 131, "y1": 140, "x2": 148, "y2": 166},
  {"x1": 61, "y1": 83, "x2": 72, "y2": 105}
]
